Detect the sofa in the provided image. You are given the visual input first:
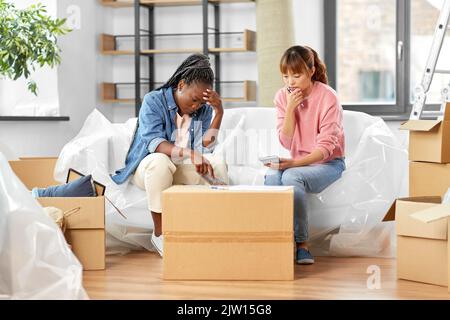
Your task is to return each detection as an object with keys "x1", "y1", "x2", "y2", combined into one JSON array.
[{"x1": 54, "y1": 107, "x2": 408, "y2": 257}]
